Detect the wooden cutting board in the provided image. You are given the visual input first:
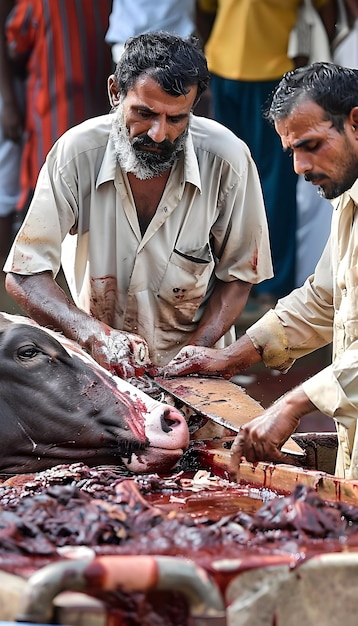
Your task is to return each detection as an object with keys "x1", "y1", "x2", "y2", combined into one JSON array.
[{"x1": 154, "y1": 376, "x2": 304, "y2": 457}]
